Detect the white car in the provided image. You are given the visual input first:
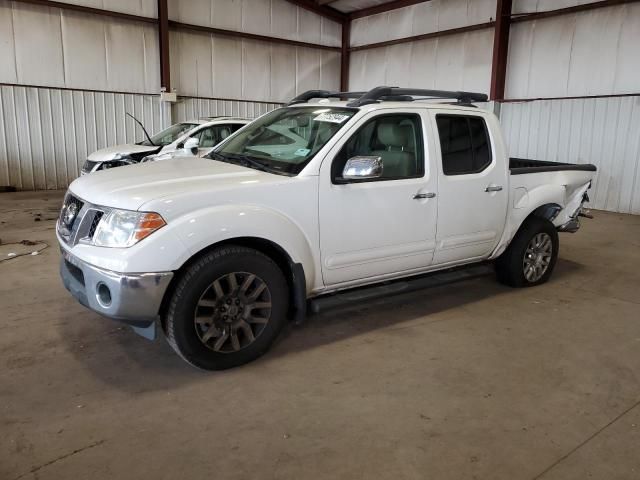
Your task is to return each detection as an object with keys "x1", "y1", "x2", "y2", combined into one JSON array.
[
  {"x1": 81, "y1": 117, "x2": 249, "y2": 174},
  {"x1": 58, "y1": 87, "x2": 596, "y2": 370}
]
